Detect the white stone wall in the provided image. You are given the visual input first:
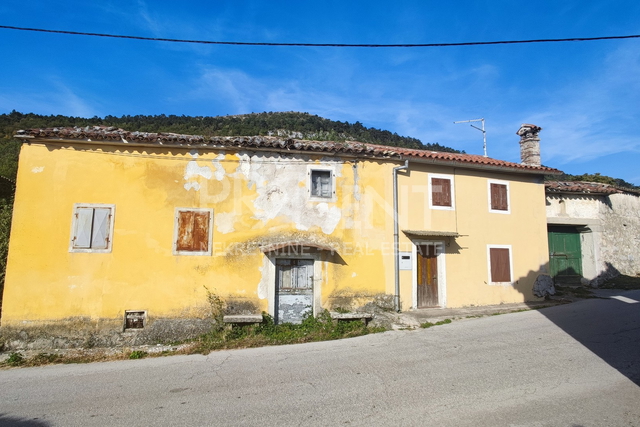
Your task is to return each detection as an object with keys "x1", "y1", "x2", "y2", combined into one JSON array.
[
  {"x1": 599, "y1": 193, "x2": 640, "y2": 277},
  {"x1": 546, "y1": 194, "x2": 602, "y2": 219}
]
